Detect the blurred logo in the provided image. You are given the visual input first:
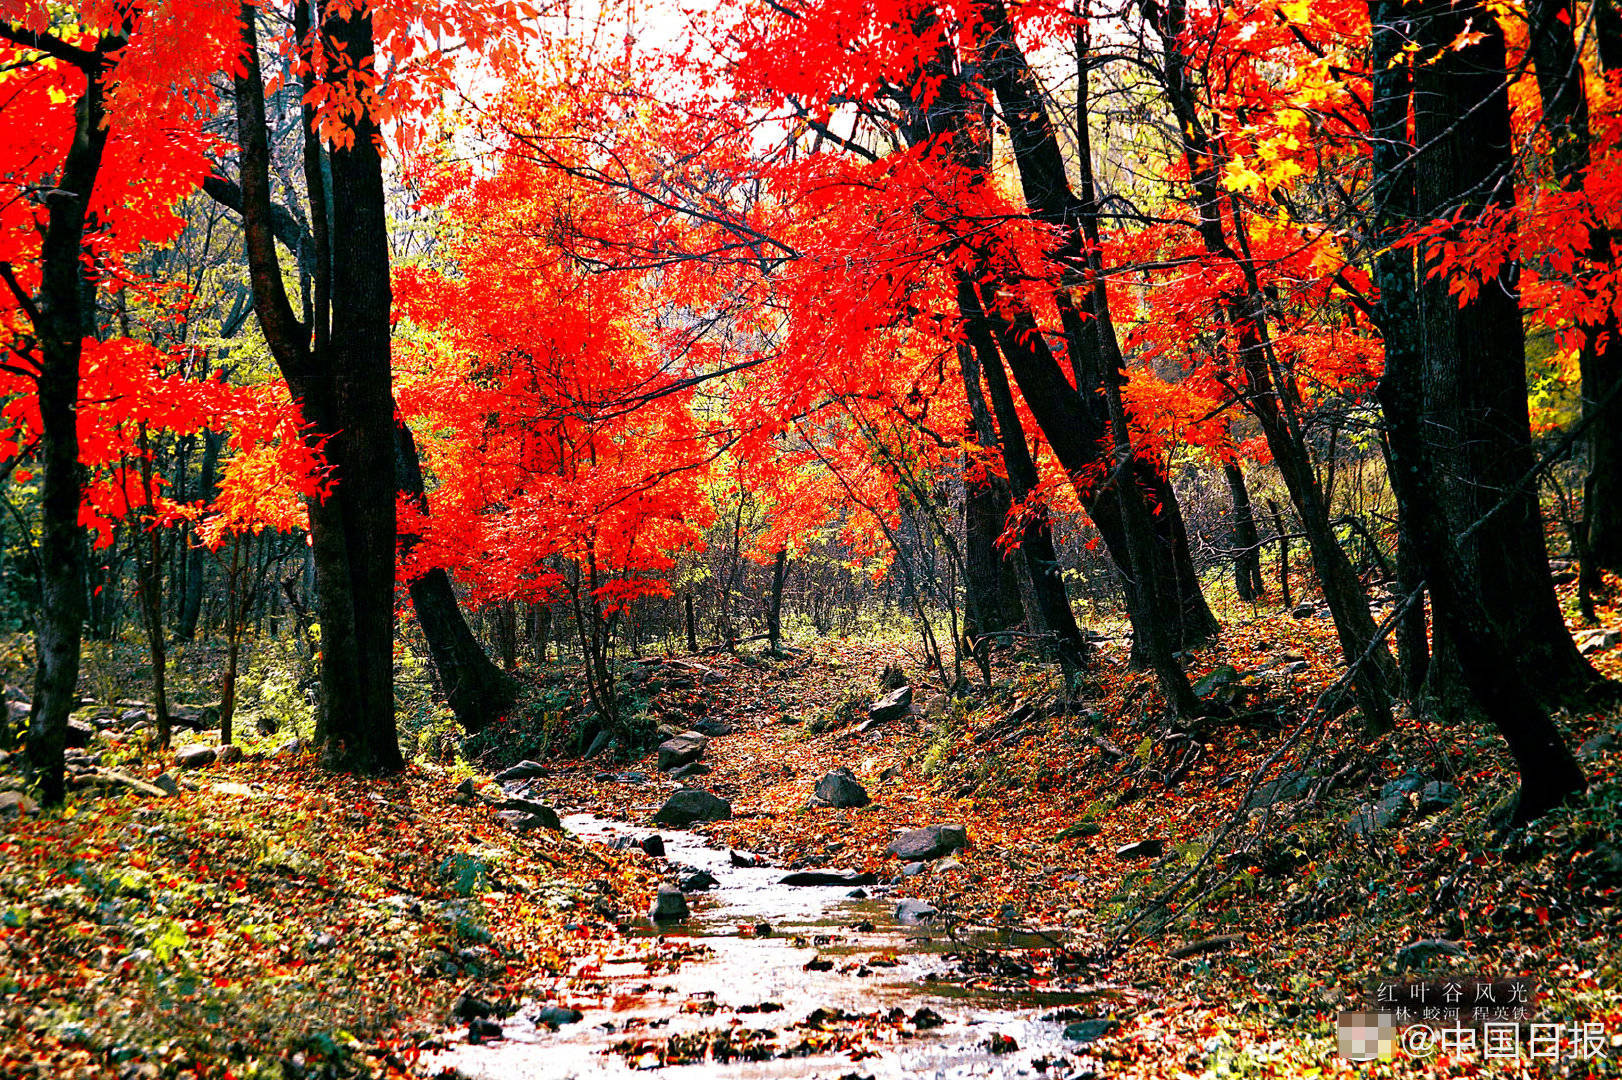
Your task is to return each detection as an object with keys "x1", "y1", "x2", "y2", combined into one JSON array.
[{"x1": 1339, "y1": 1011, "x2": 1397, "y2": 1062}]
